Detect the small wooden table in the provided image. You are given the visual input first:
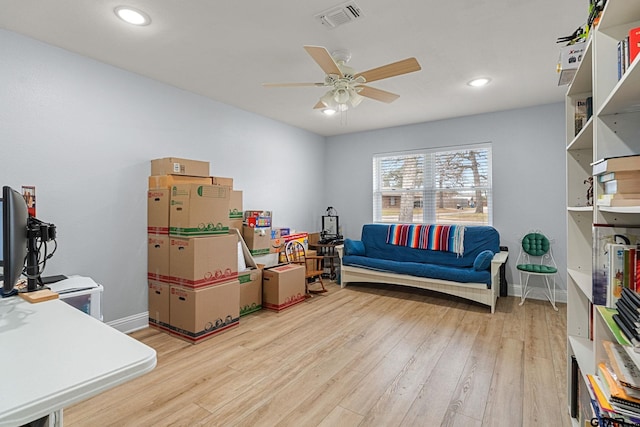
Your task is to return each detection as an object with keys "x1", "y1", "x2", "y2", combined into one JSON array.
[{"x1": 308, "y1": 242, "x2": 341, "y2": 280}]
